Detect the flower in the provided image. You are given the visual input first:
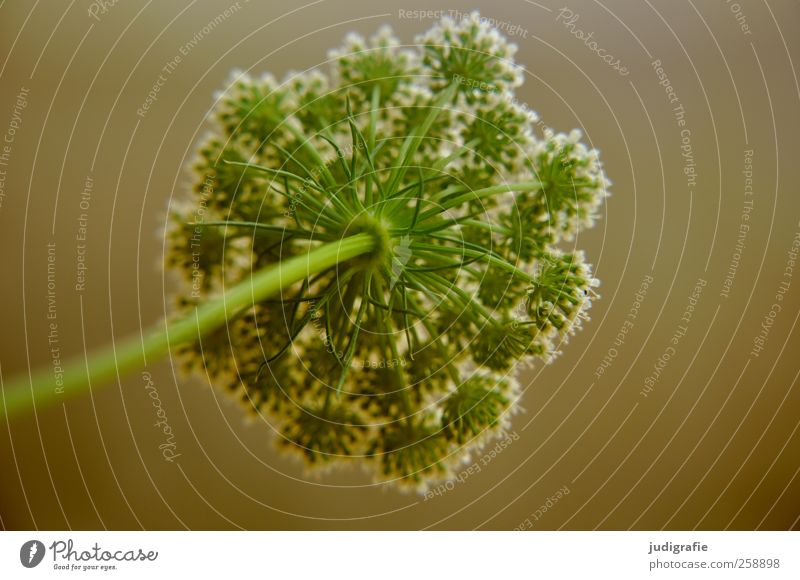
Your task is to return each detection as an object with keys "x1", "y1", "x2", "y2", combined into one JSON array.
[
  {"x1": 166, "y1": 16, "x2": 608, "y2": 492},
  {"x1": 441, "y1": 371, "x2": 521, "y2": 447},
  {"x1": 525, "y1": 251, "x2": 599, "y2": 354},
  {"x1": 215, "y1": 71, "x2": 297, "y2": 148},
  {"x1": 279, "y1": 400, "x2": 370, "y2": 466},
  {"x1": 329, "y1": 26, "x2": 419, "y2": 105},
  {"x1": 418, "y1": 12, "x2": 522, "y2": 94},
  {"x1": 523, "y1": 128, "x2": 610, "y2": 241},
  {"x1": 457, "y1": 90, "x2": 537, "y2": 177},
  {"x1": 370, "y1": 418, "x2": 454, "y2": 492}
]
